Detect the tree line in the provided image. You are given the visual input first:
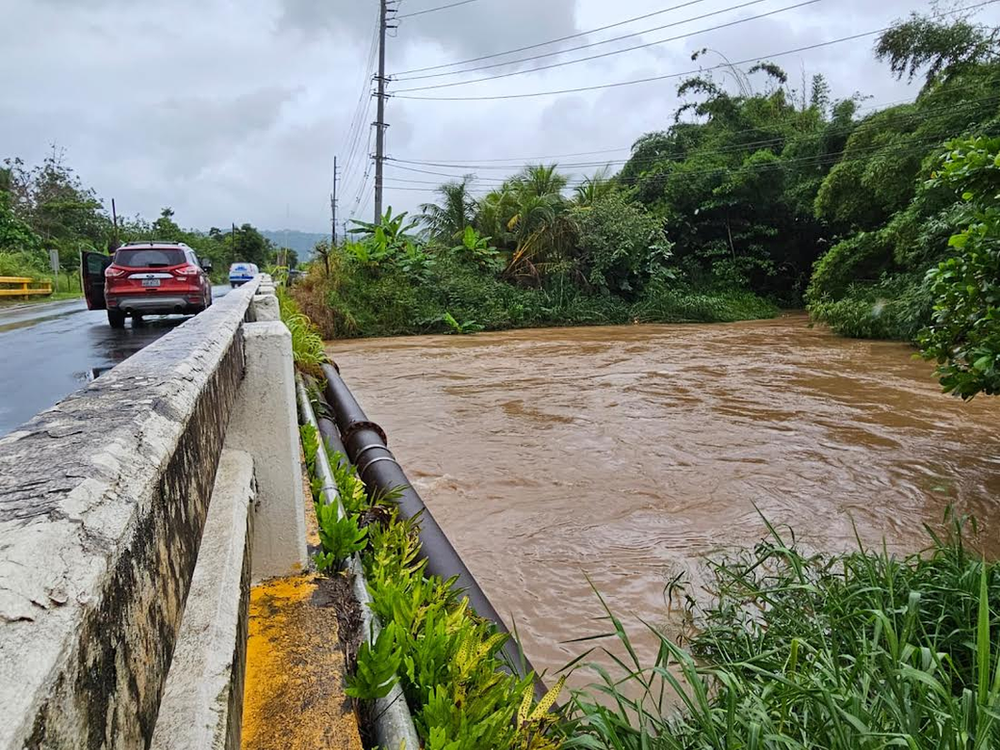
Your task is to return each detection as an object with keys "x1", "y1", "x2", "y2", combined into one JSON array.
[
  {"x1": 0, "y1": 153, "x2": 295, "y2": 282},
  {"x1": 288, "y1": 9, "x2": 996, "y2": 379}
]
